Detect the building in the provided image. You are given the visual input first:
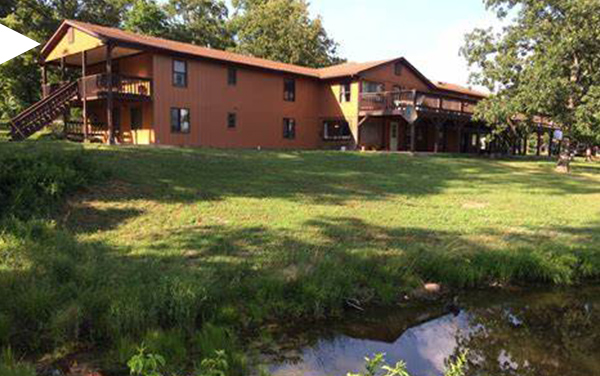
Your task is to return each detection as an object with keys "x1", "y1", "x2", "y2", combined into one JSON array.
[{"x1": 10, "y1": 20, "x2": 554, "y2": 155}]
